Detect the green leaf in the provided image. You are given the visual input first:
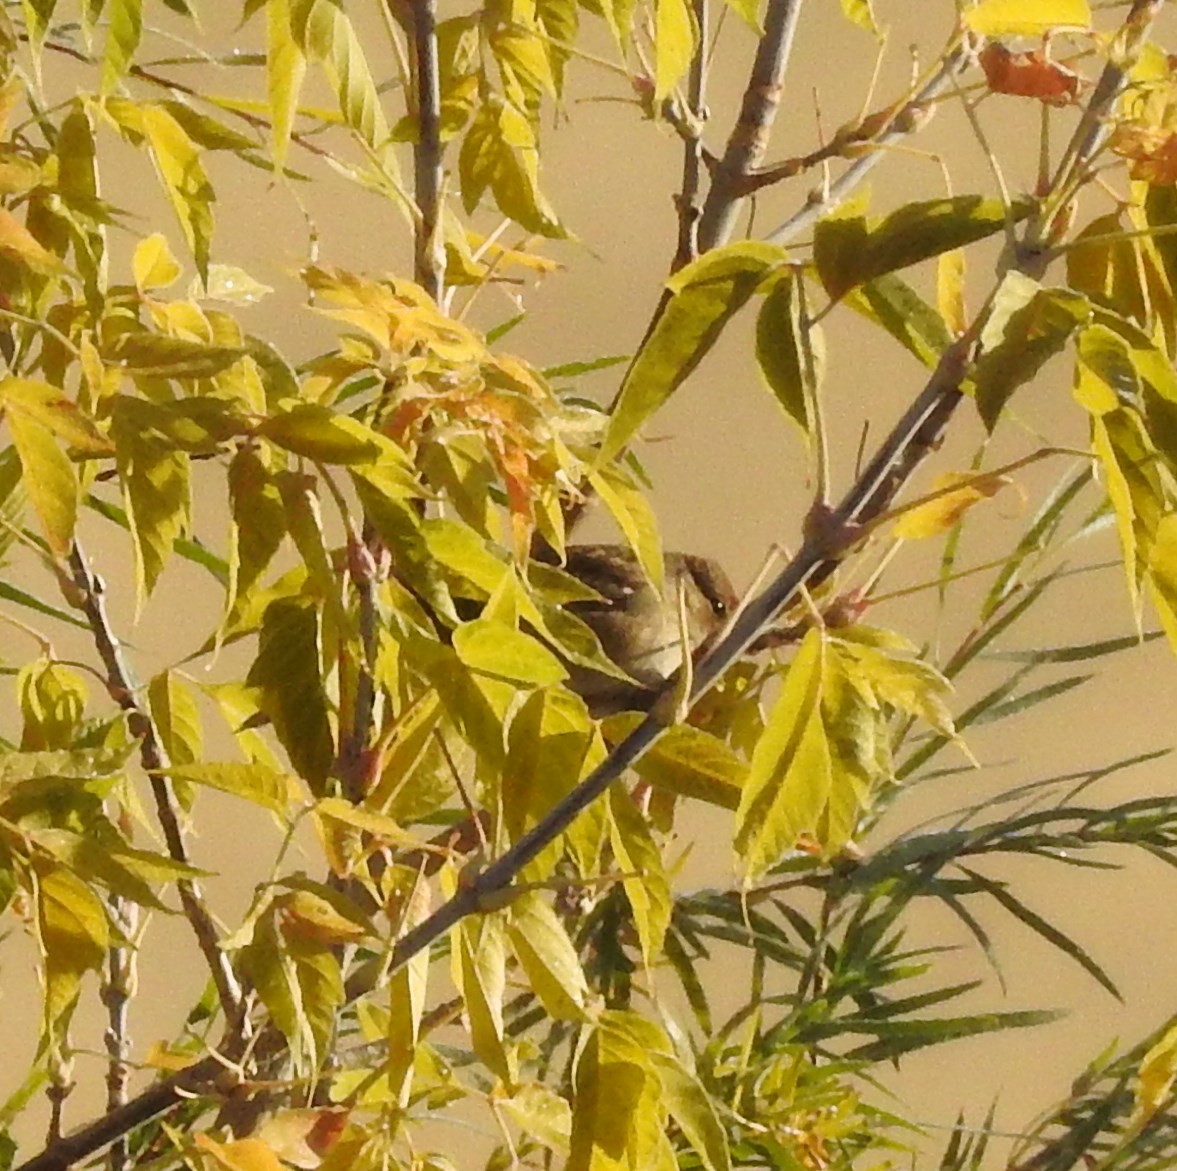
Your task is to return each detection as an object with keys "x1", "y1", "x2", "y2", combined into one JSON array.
[
  {"x1": 161, "y1": 761, "x2": 293, "y2": 815},
  {"x1": 846, "y1": 1008, "x2": 1062, "y2": 1062},
  {"x1": 247, "y1": 597, "x2": 335, "y2": 793},
  {"x1": 0, "y1": 581, "x2": 88, "y2": 629},
  {"x1": 35, "y1": 863, "x2": 109, "y2": 1040},
  {"x1": 454, "y1": 618, "x2": 569, "y2": 687},
  {"x1": 756, "y1": 270, "x2": 822, "y2": 436},
  {"x1": 258, "y1": 403, "x2": 388, "y2": 464},
  {"x1": 507, "y1": 891, "x2": 589, "y2": 1020},
  {"x1": 599, "y1": 242, "x2": 785, "y2": 464},
  {"x1": 2, "y1": 404, "x2": 76, "y2": 555},
  {"x1": 101, "y1": 0, "x2": 143, "y2": 93},
  {"x1": 275, "y1": 469, "x2": 339, "y2": 612},
  {"x1": 735, "y1": 629, "x2": 831, "y2": 878},
  {"x1": 651, "y1": 1052, "x2": 731, "y2": 1171},
  {"x1": 111, "y1": 397, "x2": 191, "y2": 605},
  {"x1": 959, "y1": 865, "x2": 1119, "y2": 998},
  {"x1": 816, "y1": 196, "x2": 1024, "y2": 301},
  {"x1": 972, "y1": 274, "x2": 1089, "y2": 430},
  {"x1": 609, "y1": 785, "x2": 670, "y2": 967},
  {"x1": 108, "y1": 332, "x2": 246, "y2": 380},
  {"x1": 226, "y1": 445, "x2": 287, "y2": 620},
  {"x1": 843, "y1": 272, "x2": 953, "y2": 367}
]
